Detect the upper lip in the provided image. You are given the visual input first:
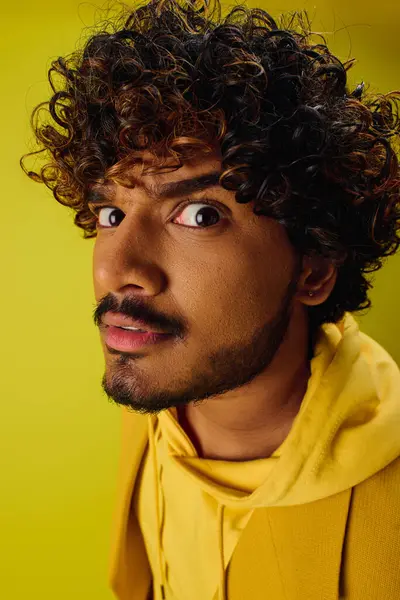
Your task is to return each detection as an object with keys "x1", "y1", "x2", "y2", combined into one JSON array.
[{"x1": 102, "y1": 313, "x2": 162, "y2": 333}]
